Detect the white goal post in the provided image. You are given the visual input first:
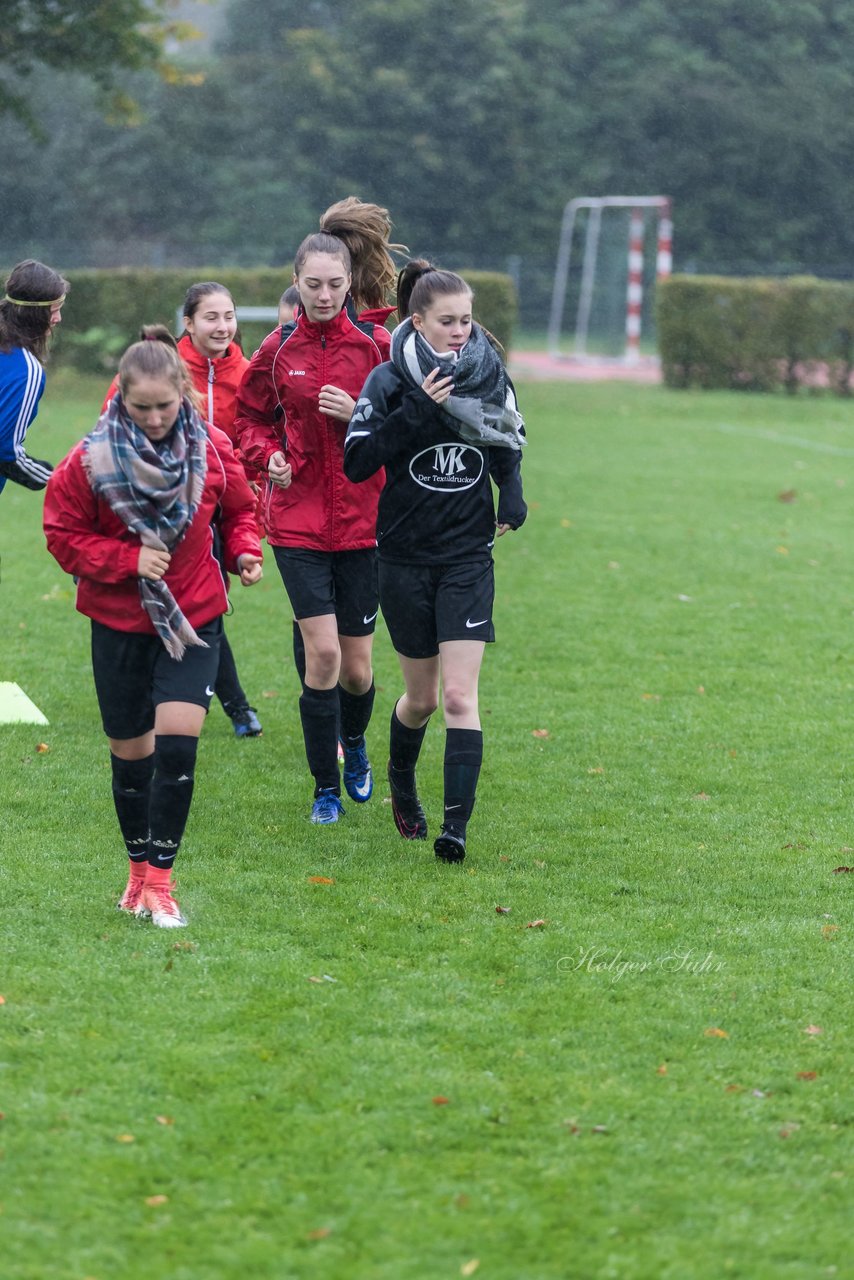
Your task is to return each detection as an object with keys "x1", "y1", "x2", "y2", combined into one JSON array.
[{"x1": 547, "y1": 196, "x2": 672, "y2": 362}]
